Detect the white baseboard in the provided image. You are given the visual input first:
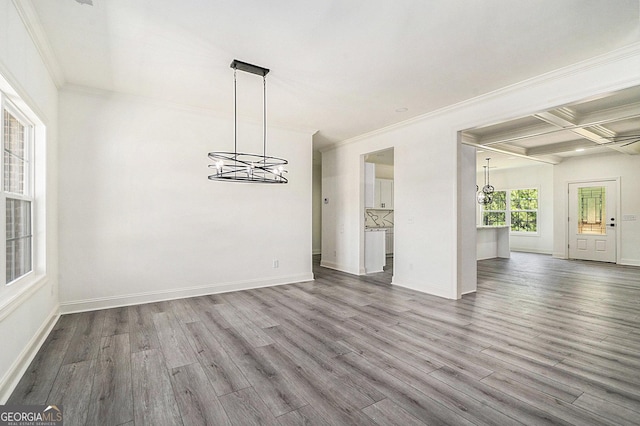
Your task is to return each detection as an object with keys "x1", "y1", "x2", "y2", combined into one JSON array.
[
  {"x1": 510, "y1": 248, "x2": 553, "y2": 255},
  {"x1": 552, "y1": 252, "x2": 568, "y2": 259},
  {"x1": 319, "y1": 260, "x2": 356, "y2": 275},
  {"x1": 620, "y1": 258, "x2": 640, "y2": 267},
  {"x1": 390, "y1": 279, "x2": 456, "y2": 300},
  {"x1": 0, "y1": 305, "x2": 59, "y2": 404},
  {"x1": 59, "y1": 273, "x2": 314, "y2": 314}
]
